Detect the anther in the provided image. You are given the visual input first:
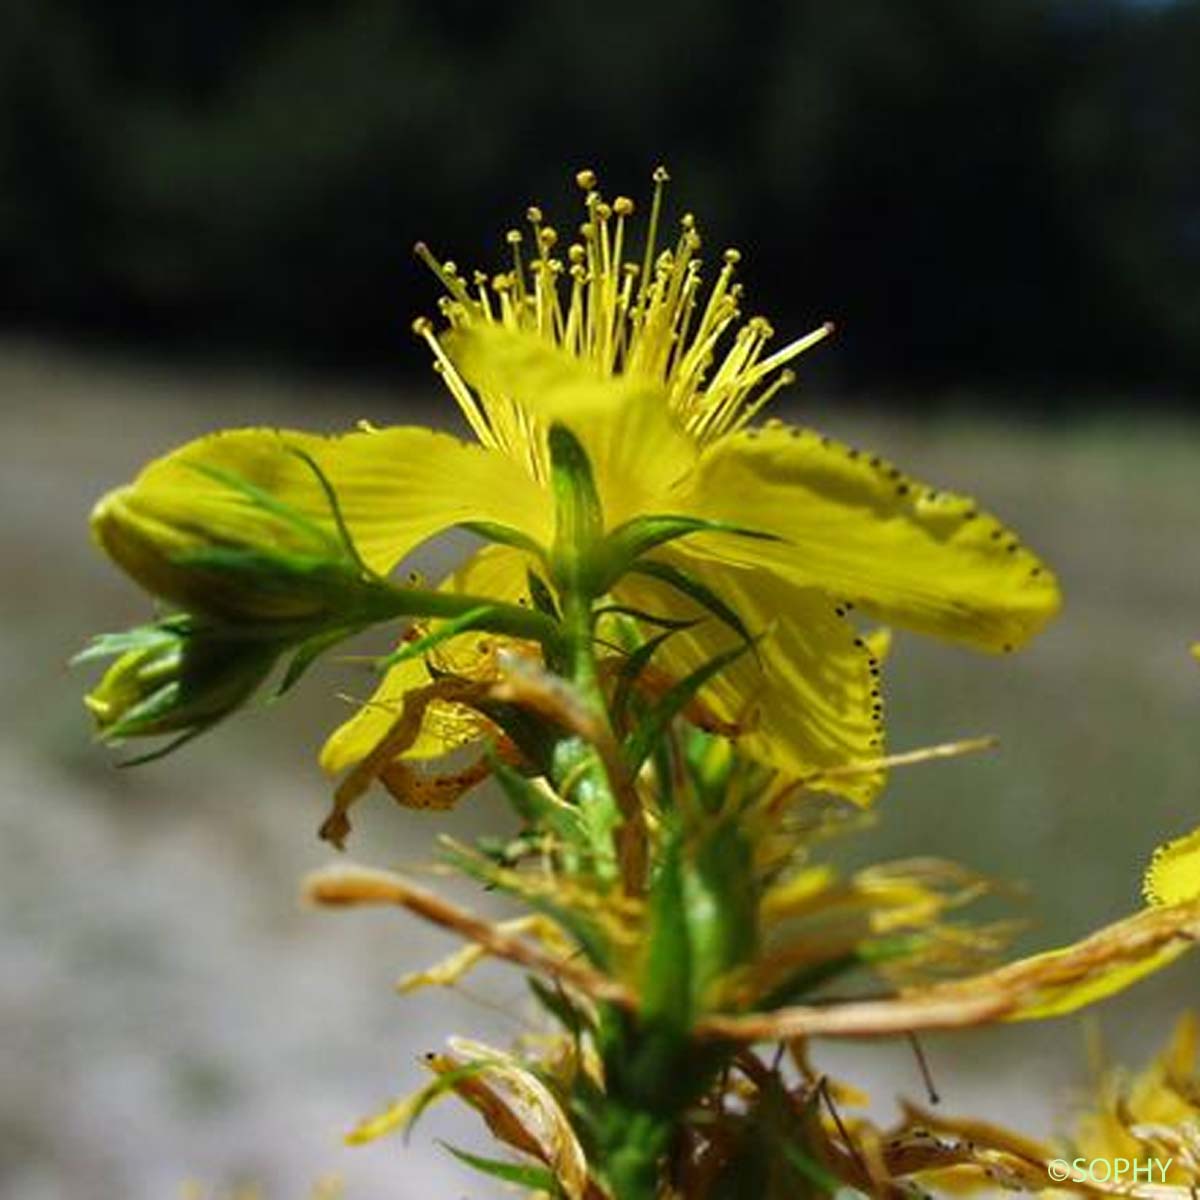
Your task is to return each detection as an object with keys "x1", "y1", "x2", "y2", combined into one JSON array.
[
  {"x1": 613, "y1": 196, "x2": 634, "y2": 216},
  {"x1": 575, "y1": 168, "x2": 597, "y2": 191}
]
